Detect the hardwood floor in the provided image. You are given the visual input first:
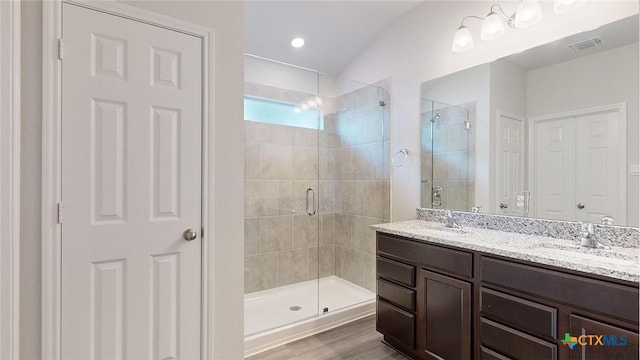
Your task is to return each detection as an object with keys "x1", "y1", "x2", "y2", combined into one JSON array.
[{"x1": 246, "y1": 315, "x2": 409, "y2": 360}]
